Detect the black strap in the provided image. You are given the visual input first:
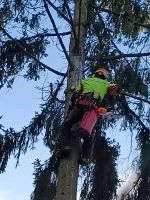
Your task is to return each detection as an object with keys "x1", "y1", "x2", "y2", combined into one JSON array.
[{"x1": 79, "y1": 92, "x2": 101, "y2": 106}]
